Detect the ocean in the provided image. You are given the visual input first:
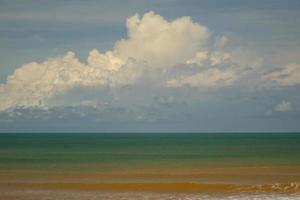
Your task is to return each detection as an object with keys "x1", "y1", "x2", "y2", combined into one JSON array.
[{"x1": 0, "y1": 133, "x2": 300, "y2": 199}]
